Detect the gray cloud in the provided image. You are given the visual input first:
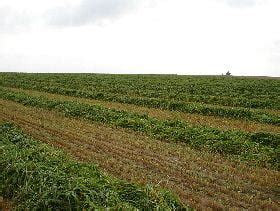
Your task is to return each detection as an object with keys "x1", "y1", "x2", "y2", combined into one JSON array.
[
  {"x1": 0, "y1": 0, "x2": 147, "y2": 32},
  {"x1": 46, "y1": 0, "x2": 140, "y2": 26}
]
